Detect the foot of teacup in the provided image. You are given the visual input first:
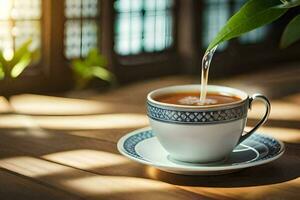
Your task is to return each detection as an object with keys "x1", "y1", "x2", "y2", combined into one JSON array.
[{"x1": 167, "y1": 155, "x2": 228, "y2": 166}]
